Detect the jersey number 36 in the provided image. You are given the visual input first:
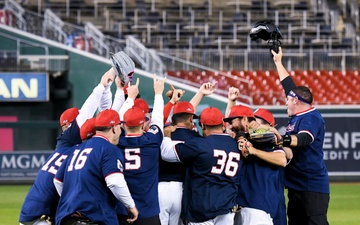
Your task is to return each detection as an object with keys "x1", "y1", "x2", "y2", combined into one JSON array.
[{"x1": 211, "y1": 150, "x2": 240, "y2": 177}]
